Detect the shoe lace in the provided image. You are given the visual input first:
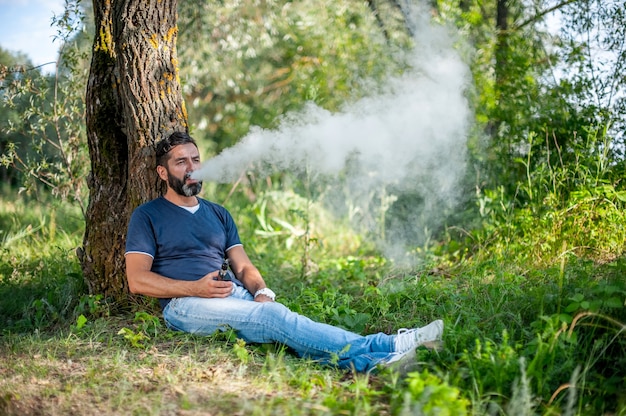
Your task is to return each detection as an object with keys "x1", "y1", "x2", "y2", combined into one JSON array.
[{"x1": 395, "y1": 328, "x2": 417, "y2": 353}]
